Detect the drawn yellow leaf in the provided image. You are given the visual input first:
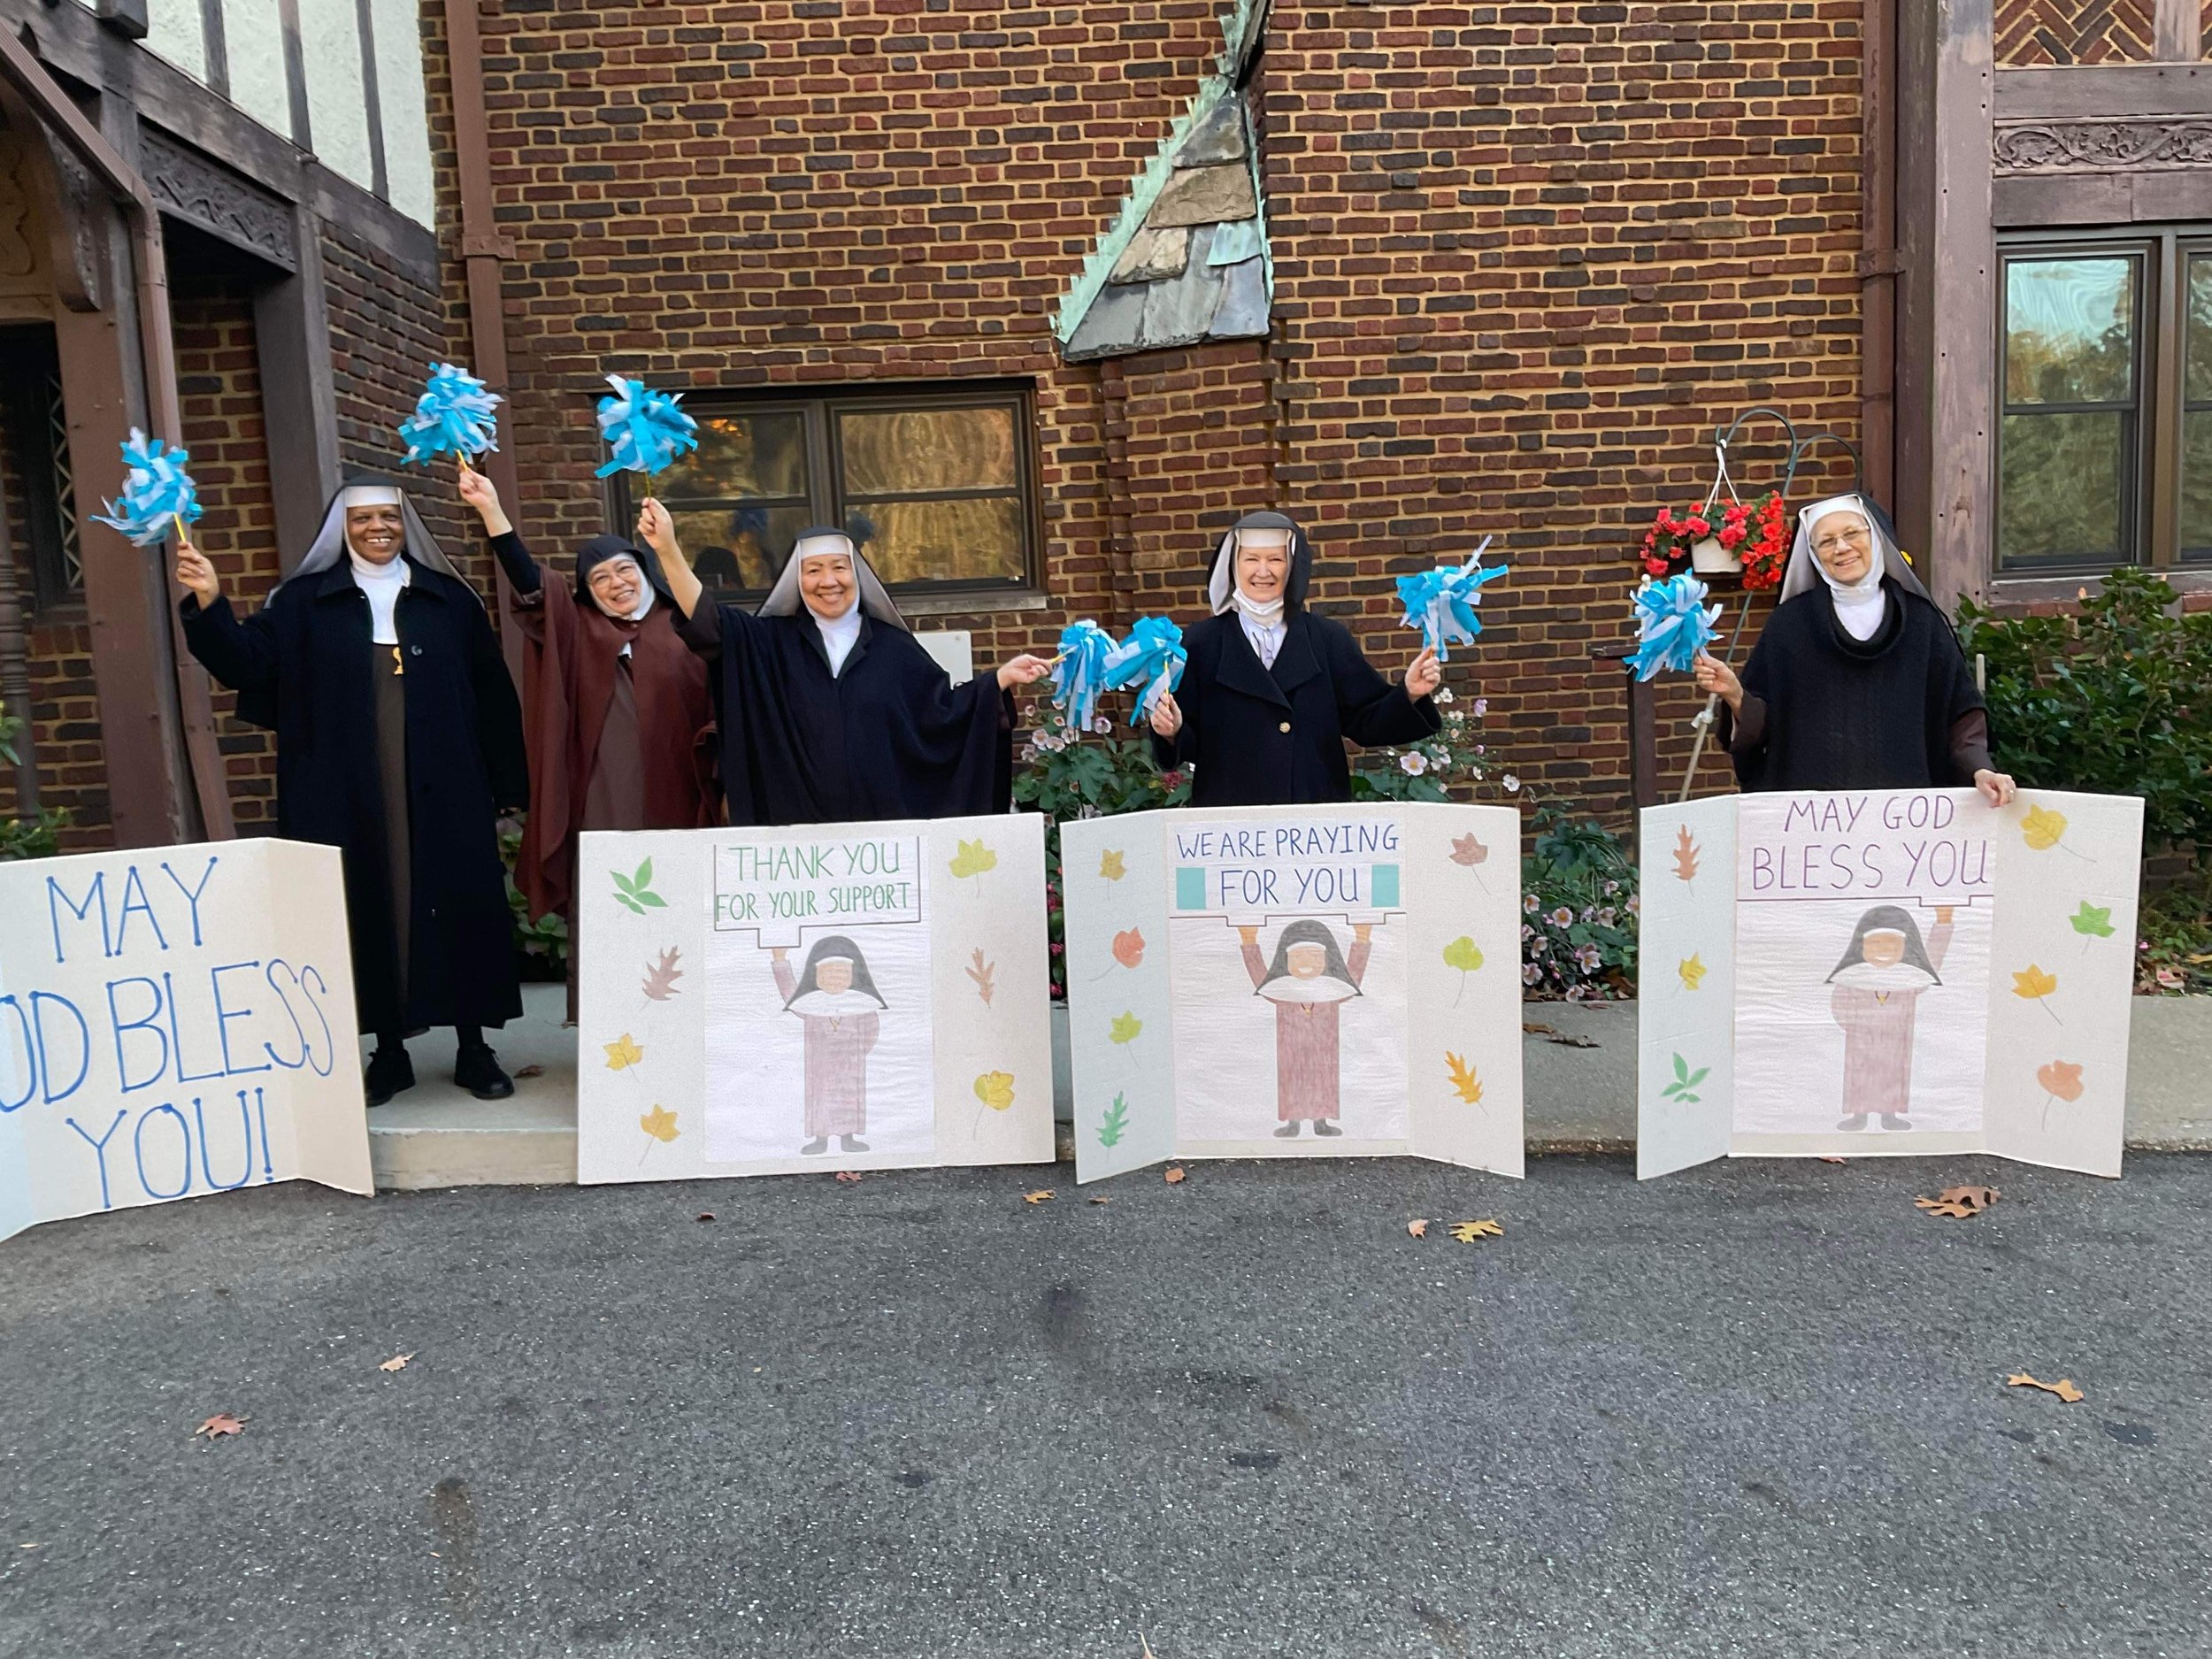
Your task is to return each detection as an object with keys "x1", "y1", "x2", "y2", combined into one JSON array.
[
  {"x1": 2020, "y1": 803, "x2": 2068, "y2": 851},
  {"x1": 1099, "y1": 849, "x2": 1126, "y2": 881},
  {"x1": 2007, "y1": 1371, "x2": 2084, "y2": 1403},
  {"x1": 1678, "y1": 953, "x2": 1707, "y2": 990},
  {"x1": 1109, "y1": 1010, "x2": 1143, "y2": 1045},
  {"x1": 949, "y1": 838, "x2": 998, "y2": 879},
  {"x1": 1444, "y1": 1050, "x2": 1483, "y2": 1105},
  {"x1": 973, "y1": 1070, "x2": 1015, "y2": 1111},
  {"x1": 1448, "y1": 1219, "x2": 1504, "y2": 1243},
  {"x1": 2011, "y1": 964, "x2": 2059, "y2": 1002},
  {"x1": 640, "y1": 1103, "x2": 679, "y2": 1143},
  {"x1": 603, "y1": 1033, "x2": 645, "y2": 1071}
]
